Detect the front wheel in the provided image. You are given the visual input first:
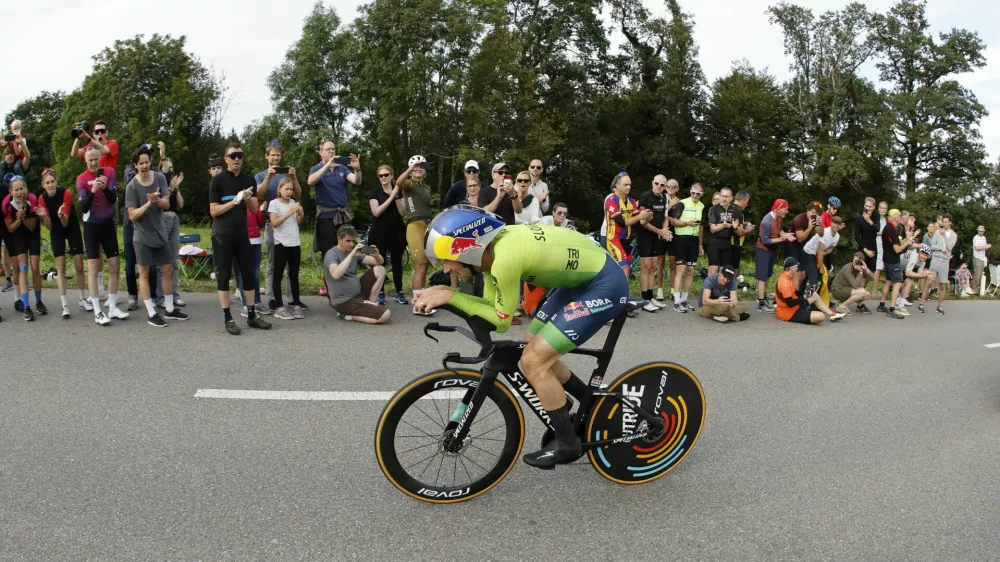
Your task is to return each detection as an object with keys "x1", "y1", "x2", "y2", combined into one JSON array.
[
  {"x1": 585, "y1": 362, "x2": 705, "y2": 485},
  {"x1": 375, "y1": 369, "x2": 525, "y2": 503}
]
